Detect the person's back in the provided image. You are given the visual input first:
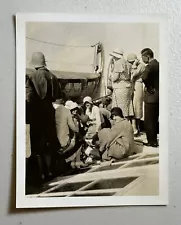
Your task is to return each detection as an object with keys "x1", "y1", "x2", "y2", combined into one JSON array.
[
  {"x1": 26, "y1": 53, "x2": 61, "y2": 183},
  {"x1": 26, "y1": 67, "x2": 61, "y2": 154},
  {"x1": 54, "y1": 104, "x2": 78, "y2": 147},
  {"x1": 111, "y1": 118, "x2": 134, "y2": 153},
  {"x1": 112, "y1": 57, "x2": 130, "y2": 87},
  {"x1": 99, "y1": 107, "x2": 111, "y2": 128},
  {"x1": 26, "y1": 67, "x2": 60, "y2": 126},
  {"x1": 98, "y1": 117, "x2": 134, "y2": 160}
]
